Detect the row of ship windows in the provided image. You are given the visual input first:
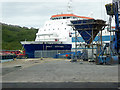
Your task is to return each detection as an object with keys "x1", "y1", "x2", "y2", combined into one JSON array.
[
  {"x1": 40, "y1": 27, "x2": 73, "y2": 31},
  {"x1": 40, "y1": 28, "x2": 108, "y2": 32},
  {"x1": 50, "y1": 16, "x2": 78, "y2": 20},
  {"x1": 45, "y1": 22, "x2": 68, "y2": 26},
  {"x1": 40, "y1": 28, "x2": 67, "y2": 31},
  {"x1": 42, "y1": 30, "x2": 108, "y2": 32}
]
